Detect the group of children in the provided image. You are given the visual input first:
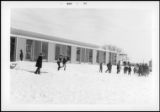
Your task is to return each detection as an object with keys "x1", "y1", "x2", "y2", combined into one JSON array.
[
  {"x1": 99, "y1": 61, "x2": 150, "y2": 76},
  {"x1": 19, "y1": 50, "x2": 149, "y2": 76},
  {"x1": 18, "y1": 49, "x2": 70, "y2": 74},
  {"x1": 133, "y1": 64, "x2": 150, "y2": 76},
  {"x1": 99, "y1": 62, "x2": 112, "y2": 73},
  {"x1": 56, "y1": 55, "x2": 70, "y2": 71},
  {"x1": 34, "y1": 53, "x2": 70, "y2": 74},
  {"x1": 99, "y1": 62, "x2": 131, "y2": 74}
]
